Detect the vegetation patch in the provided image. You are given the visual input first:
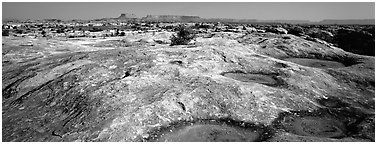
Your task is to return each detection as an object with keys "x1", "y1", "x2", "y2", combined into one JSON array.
[{"x1": 170, "y1": 25, "x2": 196, "y2": 46}]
